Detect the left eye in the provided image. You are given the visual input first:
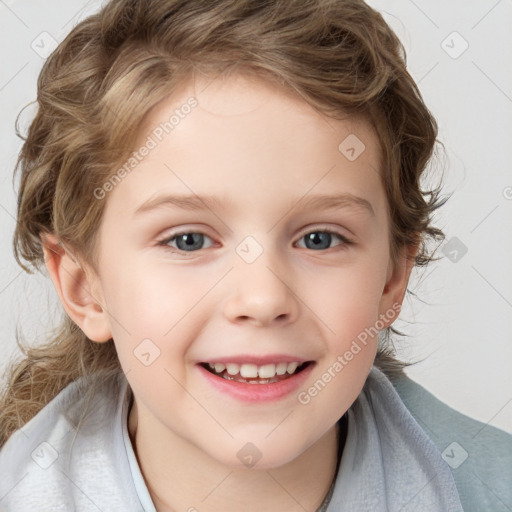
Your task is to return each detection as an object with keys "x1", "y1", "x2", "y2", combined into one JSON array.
[
  {"x1": 295, "y1": 230, "x2": 352, "y2": 251},
  {"x1": 158, "y1": 229, "x2": 352, "y2": 253}
]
